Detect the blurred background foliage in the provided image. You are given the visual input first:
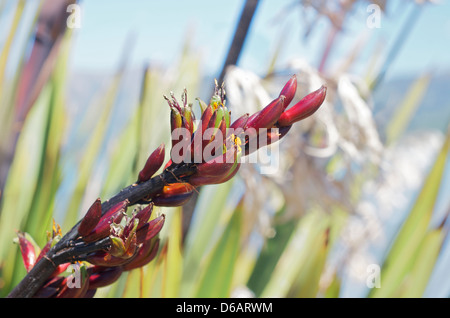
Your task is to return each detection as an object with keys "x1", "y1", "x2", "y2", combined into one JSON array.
[{"x1": 0, "y1": 0, "x2": 449, "y2": 298}]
